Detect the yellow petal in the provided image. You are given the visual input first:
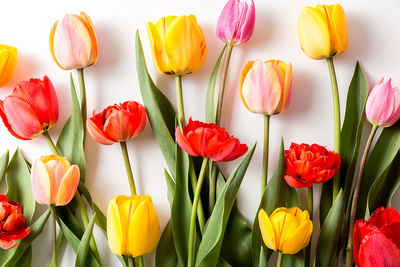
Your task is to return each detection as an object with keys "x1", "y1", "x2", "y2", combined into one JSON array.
[
  {"x1": 107, "y1": 196, "x2": 128, "y2": 256},
  {"x1": 330, "y1": 4, "x2": 348, "y2": 55},
  {"x1": 281, "y1": 220, "x2": 313, "y2": 254},
  {"x1": 0, "y1": 45, "x2": 17, "y2": 87},
  {"x1": 258, "y1": 209, "x2": 277, "y2": 251}
]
